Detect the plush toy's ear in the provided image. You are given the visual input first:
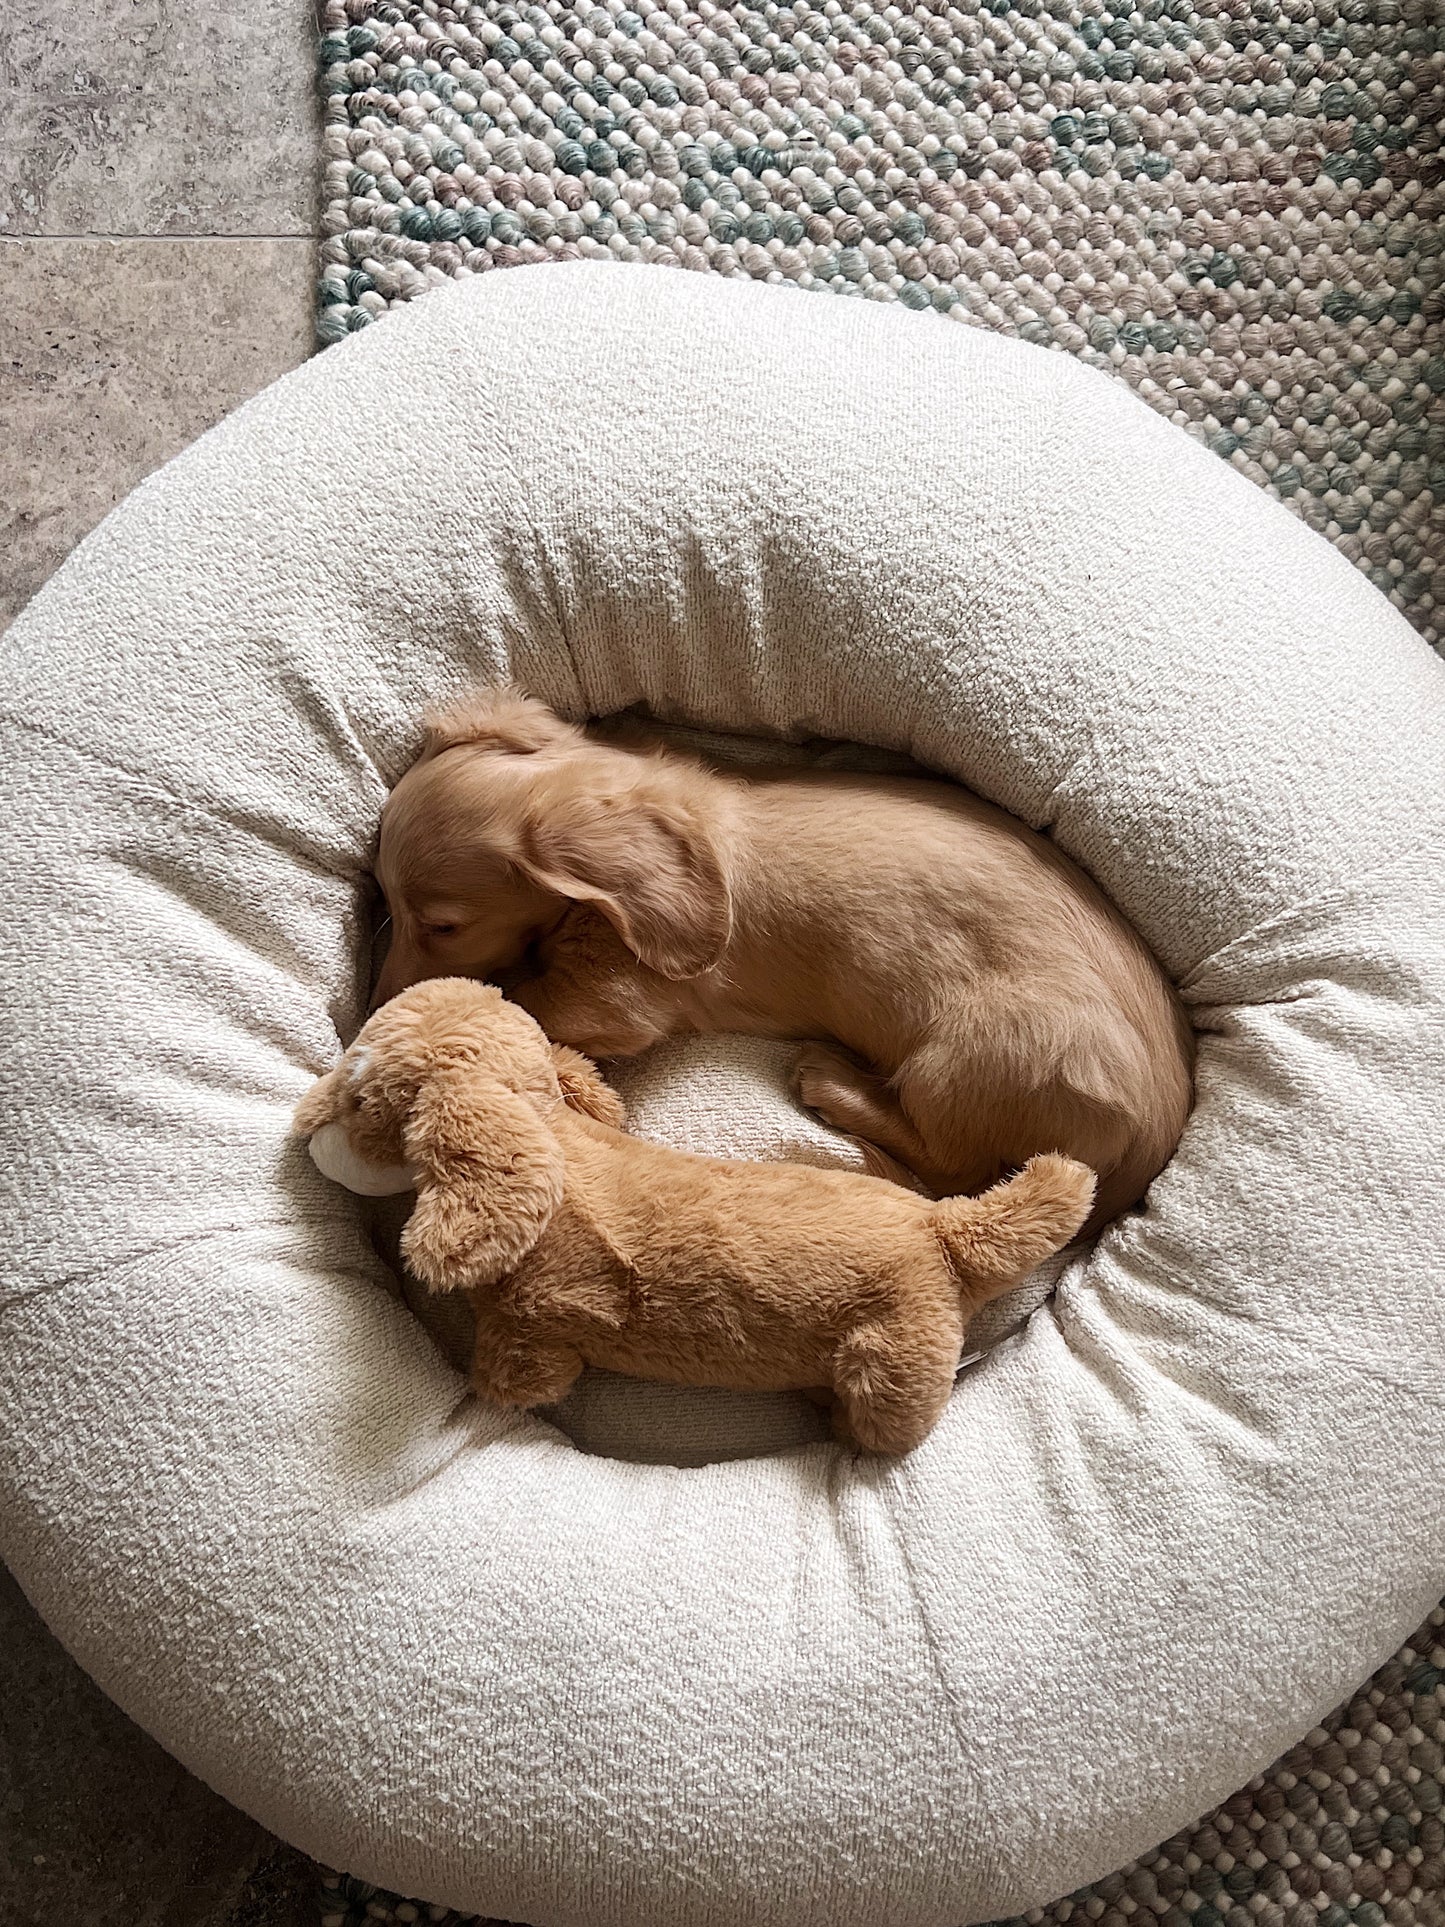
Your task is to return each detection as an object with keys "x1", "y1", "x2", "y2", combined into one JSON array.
[
  {"x1": 292, "y1": 1065, "x2": 345, "y2": 1136},
  {"x1": 400, "y1": 1068, "x2": 564, "y2": 1293},
  {"x1": 517, "y1": 788, "x2": 731, "y2": 980},
  {"x1": 550, "y1": 1044, "x2": 626, "y2": 1129},
  {"x1": 421, "y1": 687, "x2": 579, "y2": 760}
]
